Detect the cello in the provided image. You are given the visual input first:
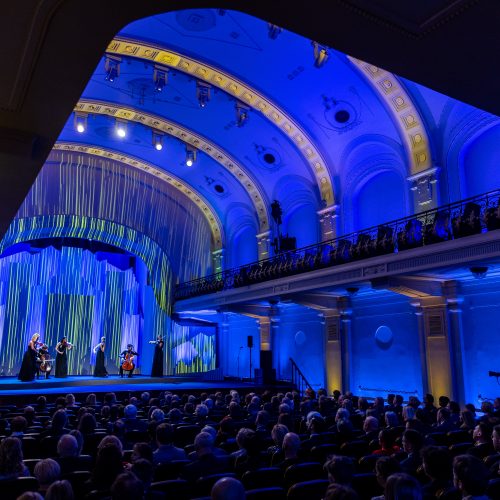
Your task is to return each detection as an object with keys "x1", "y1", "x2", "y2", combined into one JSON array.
[{"x1": 121, "y1": 352, "x2": 135, "y2": 371}]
